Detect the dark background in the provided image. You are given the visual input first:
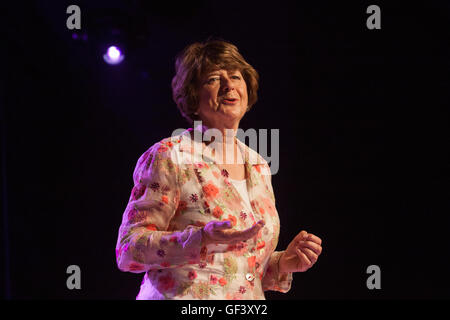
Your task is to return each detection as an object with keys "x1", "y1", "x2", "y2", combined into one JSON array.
[{"x1": 2, "y1": 1, "x2": 449, "y2": 300}]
